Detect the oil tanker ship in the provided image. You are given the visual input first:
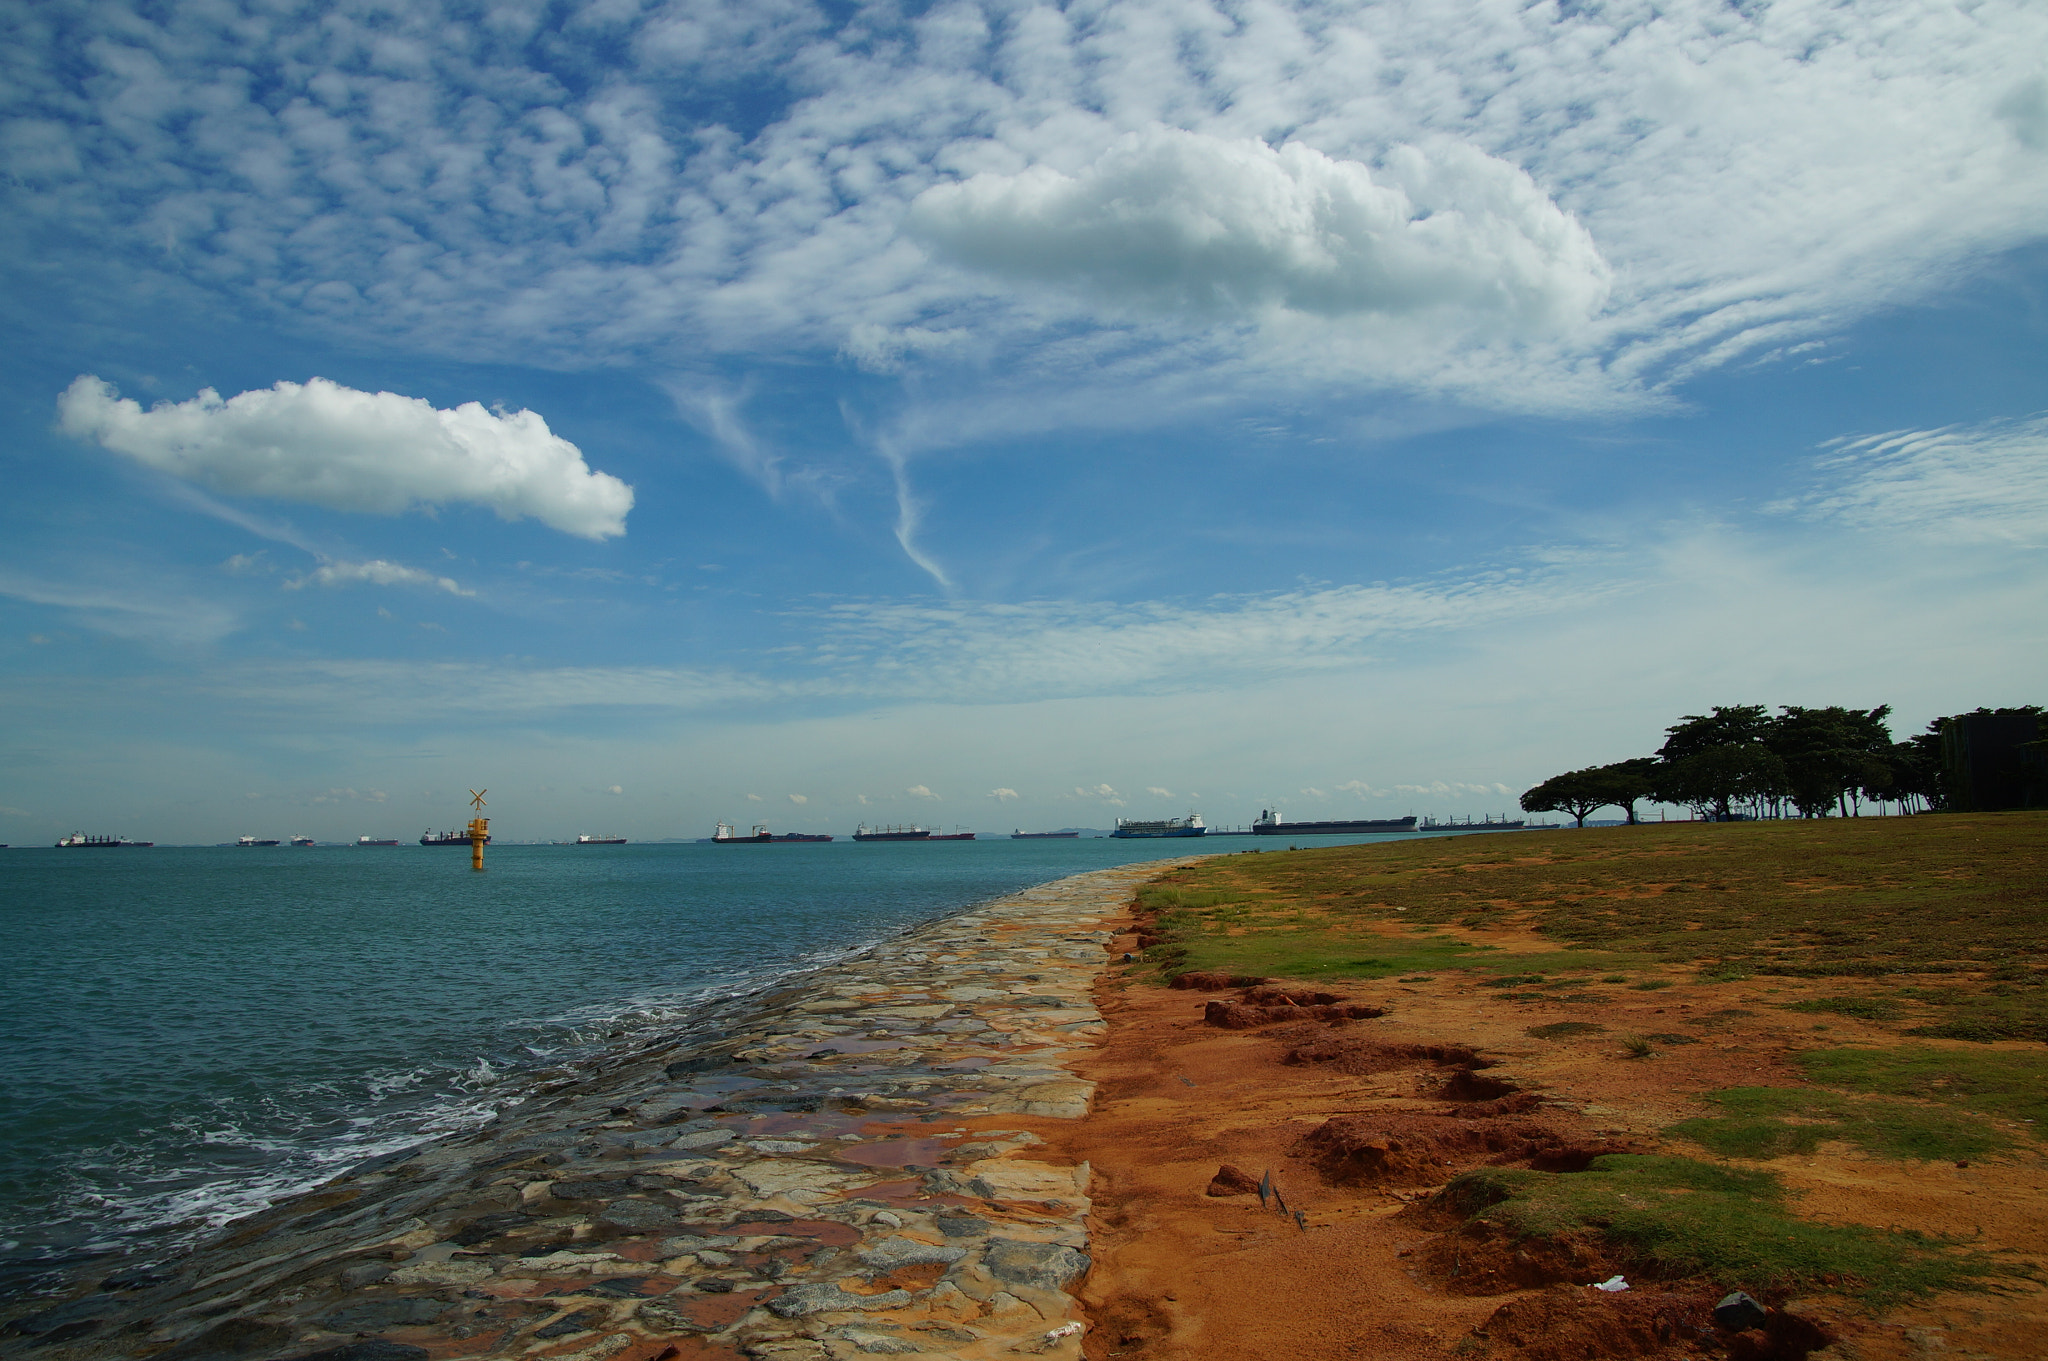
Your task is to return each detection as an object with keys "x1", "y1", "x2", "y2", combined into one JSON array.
[
  {"x1": 1251, "y1": 809, "x2": 1417, "y2": 835},
  {"x1": 1110, "y1": 814, "x2": 1206, "y2": 839}
]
